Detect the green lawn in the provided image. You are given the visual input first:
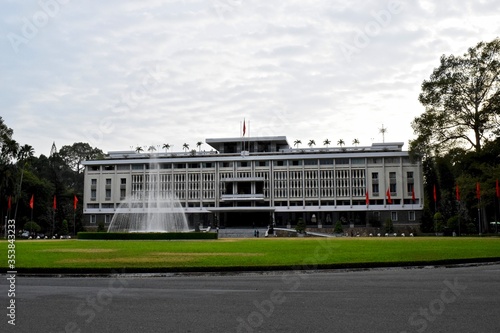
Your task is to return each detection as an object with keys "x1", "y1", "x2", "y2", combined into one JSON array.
[{"x1": 2, "y1": 237, "x2": 500, "y2": 273}]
